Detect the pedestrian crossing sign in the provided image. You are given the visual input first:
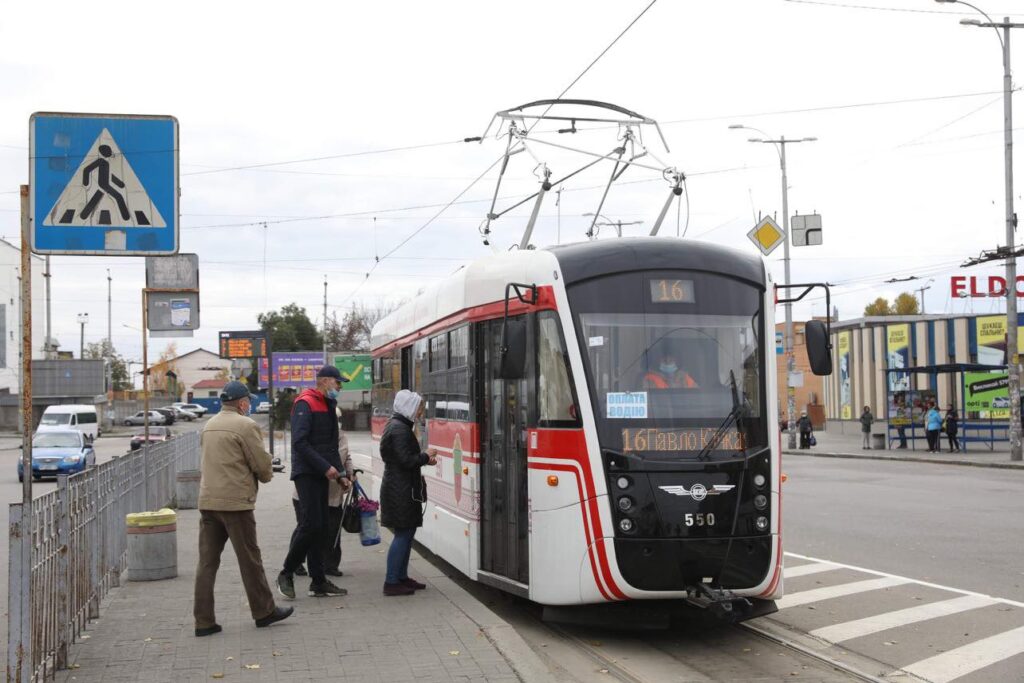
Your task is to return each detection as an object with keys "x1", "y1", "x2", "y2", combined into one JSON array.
[
  {"x1": 30, "y1": 112, "x2": 178, "y2": 255},
  {"x1": 747, "y1": 215, "x2": 785, "y2": 256}
]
